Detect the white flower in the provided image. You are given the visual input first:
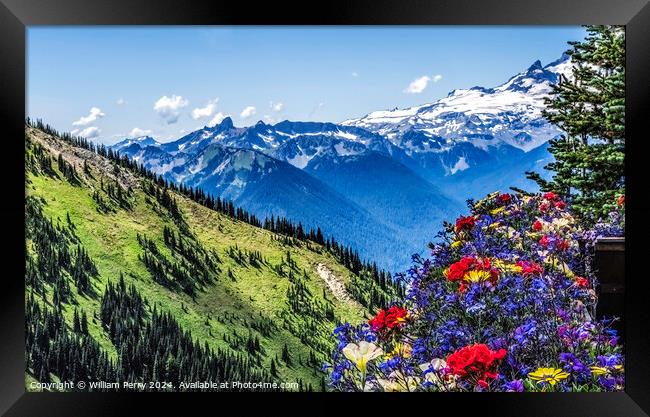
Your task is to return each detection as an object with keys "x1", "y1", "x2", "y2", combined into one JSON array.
[
  {"x1": 342, "y1": 341, "x2": 383, "y2": 373},
  {"x1": 419, "y1": 358, "x2": 457, "y2": 390},
  {"x1": 376, "y1": 371, "x2": 420, "y2": 392}
]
